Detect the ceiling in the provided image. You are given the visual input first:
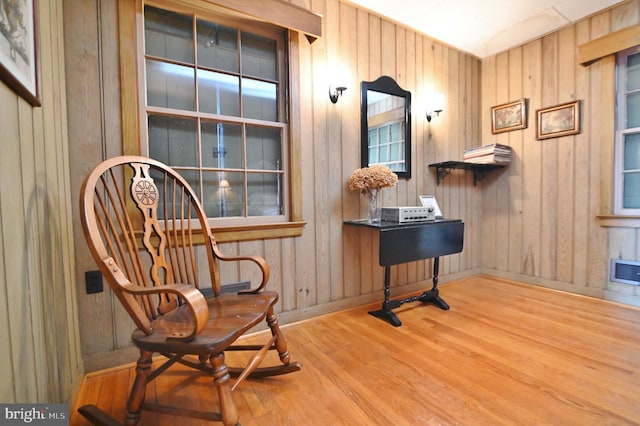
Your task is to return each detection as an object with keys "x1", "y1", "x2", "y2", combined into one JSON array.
[{"x1": 346, "y1": 0, "x2": 626, "y2": 58}]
